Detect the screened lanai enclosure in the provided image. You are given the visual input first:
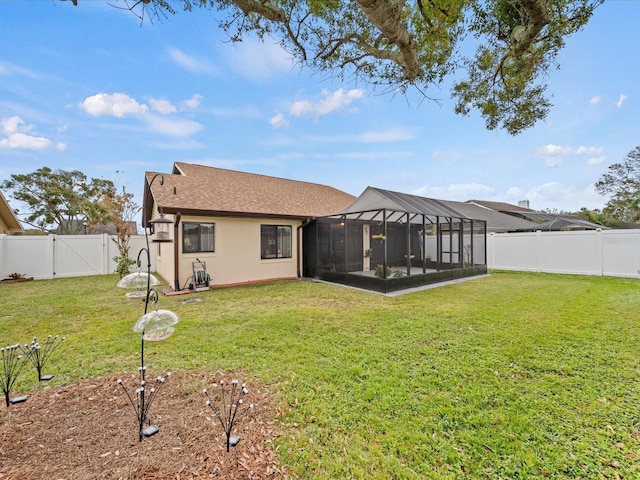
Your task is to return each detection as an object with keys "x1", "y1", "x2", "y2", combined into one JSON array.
[{"x1": 303, "y1": 187, "x2": 487, "y2": 293}]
